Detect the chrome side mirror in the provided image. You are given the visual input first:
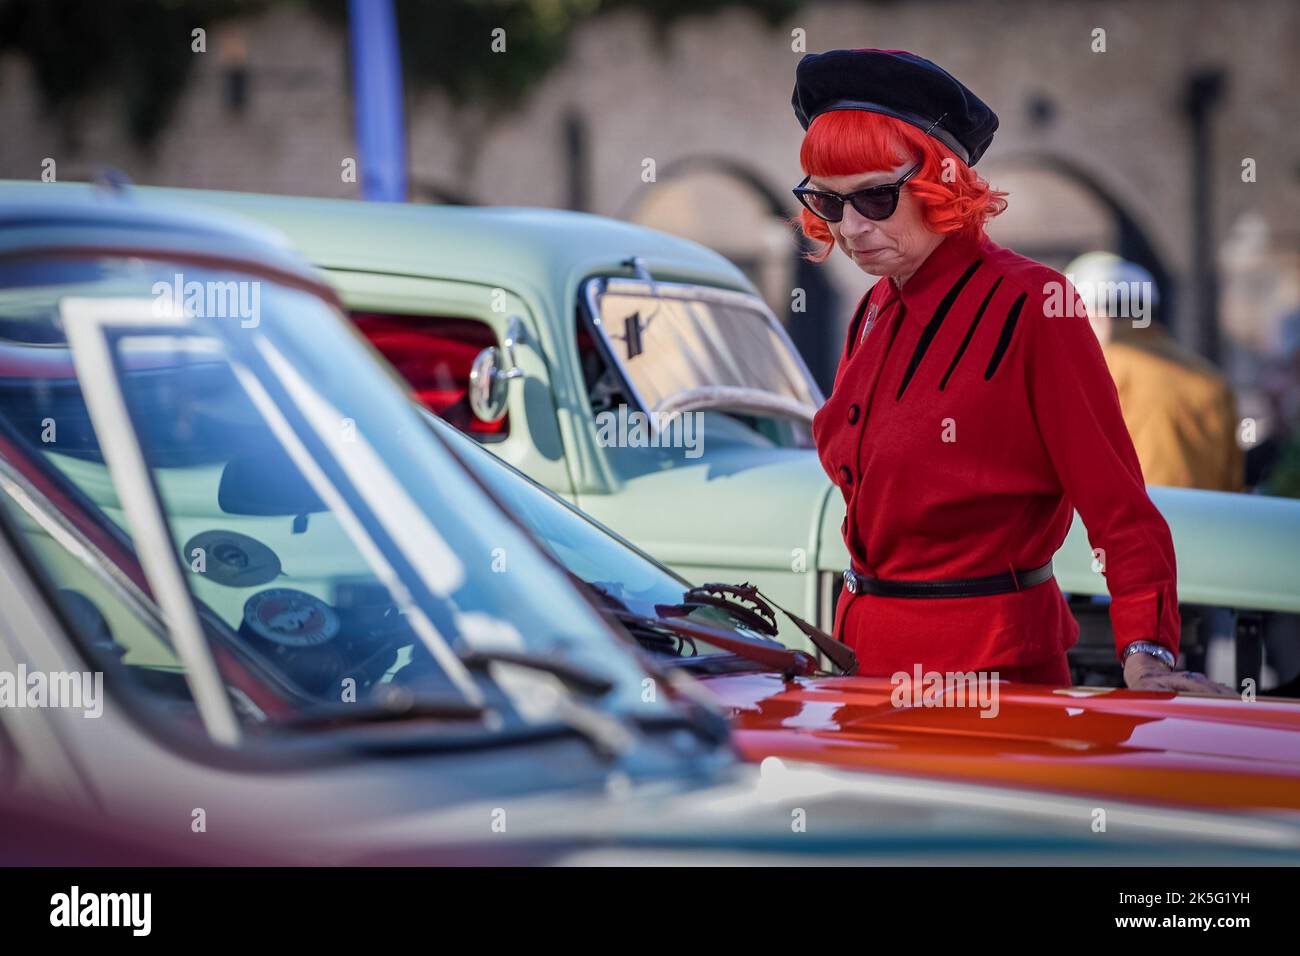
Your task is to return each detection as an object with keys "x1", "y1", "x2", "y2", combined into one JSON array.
[{"x1": 468, "y1": 315, "x2": 526, "y2": 424}]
